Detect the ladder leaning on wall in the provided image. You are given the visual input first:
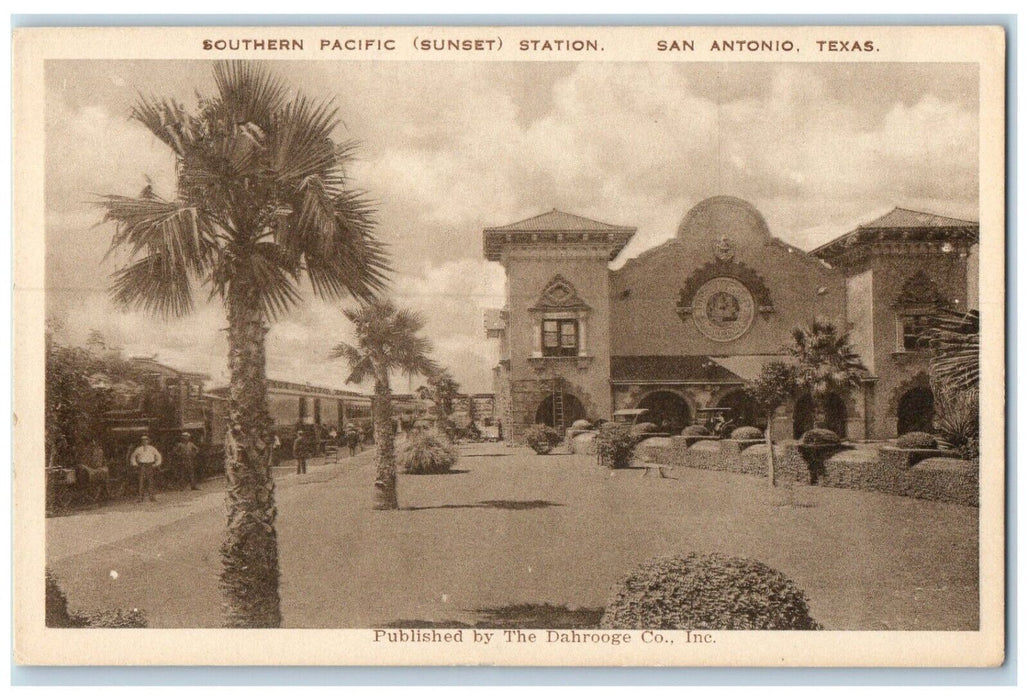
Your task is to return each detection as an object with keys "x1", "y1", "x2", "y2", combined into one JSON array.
[{"x1": 551, "y1": 375, "x2": 566, "y2": 434}]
